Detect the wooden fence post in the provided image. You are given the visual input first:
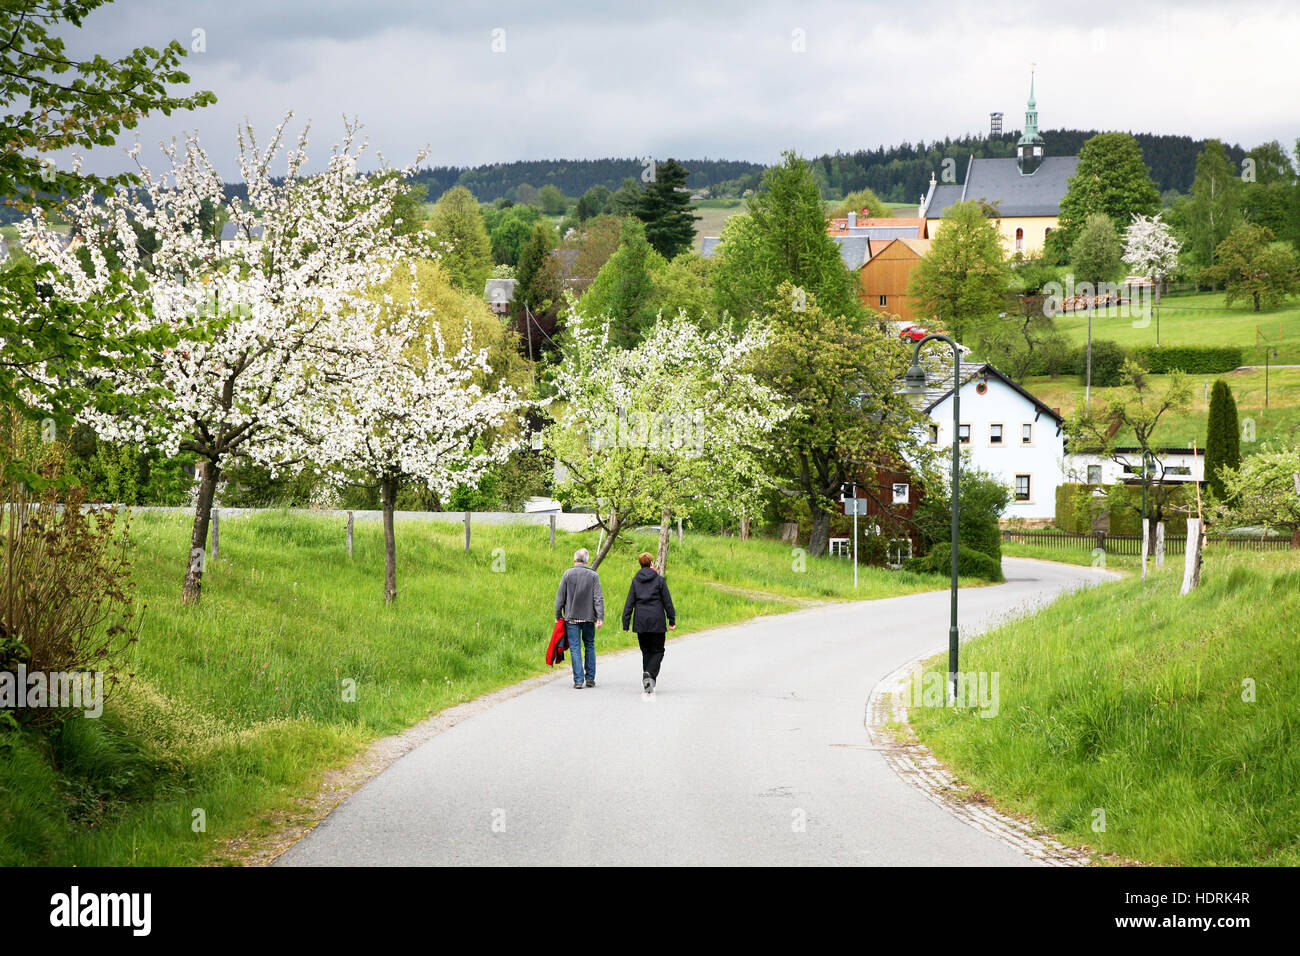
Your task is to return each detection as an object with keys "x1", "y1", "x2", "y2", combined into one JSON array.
[
  {"x1": 346, "y1": 511, "x2": 354, "y2": 558},
  {"x1": 211, "y1": 505, "x2": 219, "y2": 562},
  {"x1": 1181, "y1": 518, "x2": 1203, "y2": 595},
  {"x1": 549, "y1": 514, "x2": 556, "y2": 547},
  {"x1": 464, "y1": 511, "x2": 471, "y2": 552},
  {"x1": 1155, "y1": 522, "x2": 1165, "y2": 567}
]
